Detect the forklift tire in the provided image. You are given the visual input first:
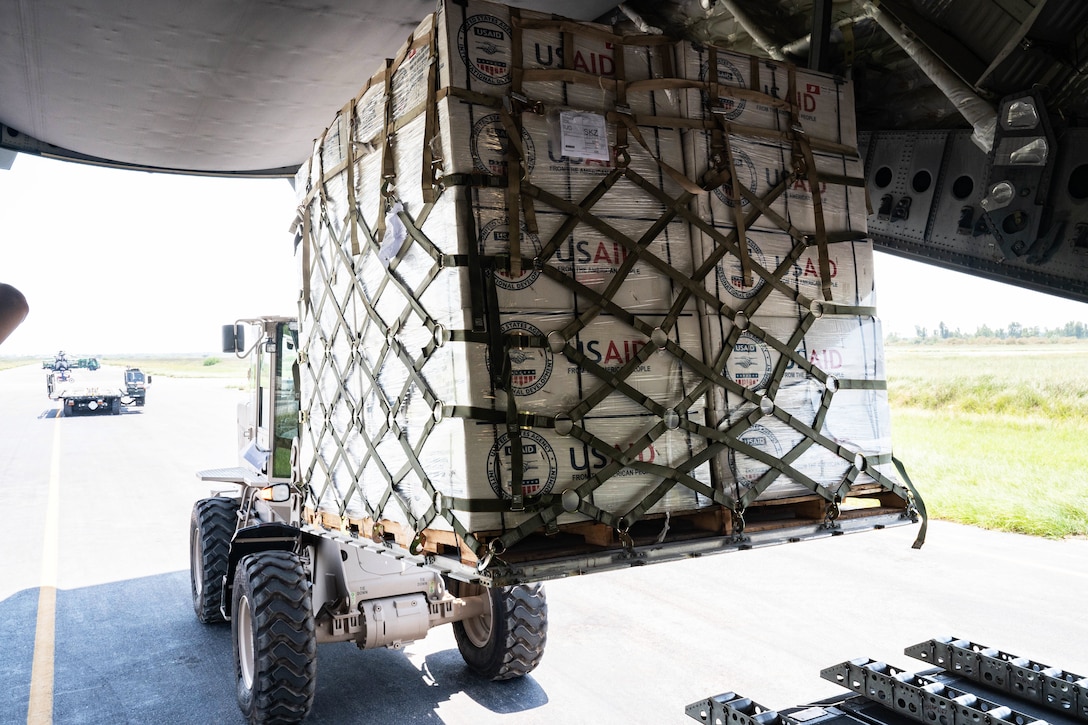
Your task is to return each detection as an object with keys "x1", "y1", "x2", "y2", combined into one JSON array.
[
  {"x1": 190, "y1": 497, "x2": 239, "y2": 624},
  {"x1": 232, "y1": 551, "x2": 316, "y2": 724},
  {"x1": 111, "y1": 399, "x2": 121, "y2": 415},
  {"x1": 449, "y1": 579, "x2": 548, "y2": 681}
]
